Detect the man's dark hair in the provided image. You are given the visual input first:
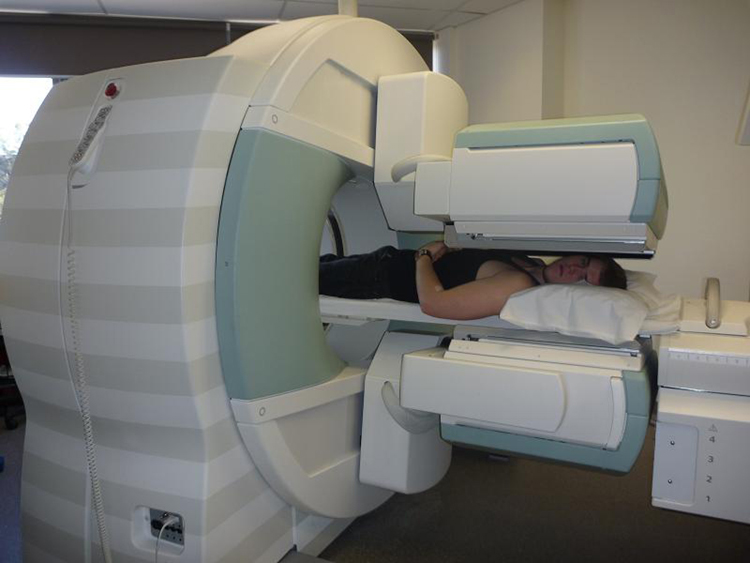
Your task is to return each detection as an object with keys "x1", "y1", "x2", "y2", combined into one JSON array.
[{"x1": 599, "y1": 256, "x2": 627, "y2": 290}]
